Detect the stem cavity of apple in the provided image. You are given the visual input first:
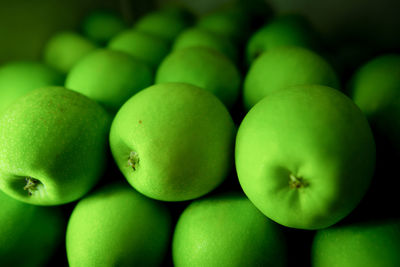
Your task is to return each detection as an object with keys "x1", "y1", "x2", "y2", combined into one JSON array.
[
  {"x1": 289, "y1": 173, "x2": 308, "y2": 189},
  {"x1": 23, "y1": 177, "x2": 40, "y2": 196},
  {"x1": 128, "y1": 151, "x2": 139, "y2": 171}
]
